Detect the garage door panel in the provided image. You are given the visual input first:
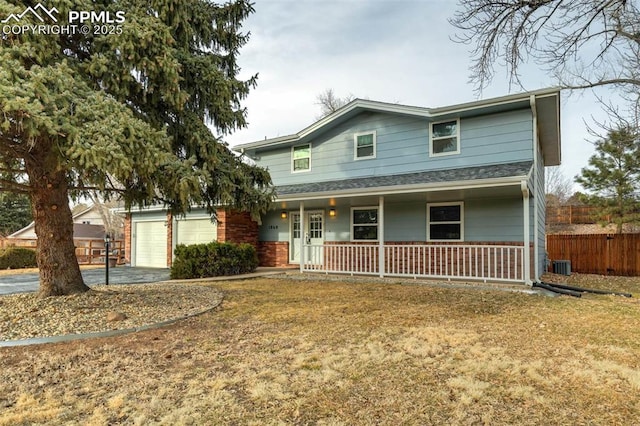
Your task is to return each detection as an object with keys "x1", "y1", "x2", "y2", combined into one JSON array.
[
  {"x1": 176, "y1": 219, "x2": 217, "y2": 246},
  {"x1": 135, "y1": 221, "x2": 167, "y2": 268}
]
